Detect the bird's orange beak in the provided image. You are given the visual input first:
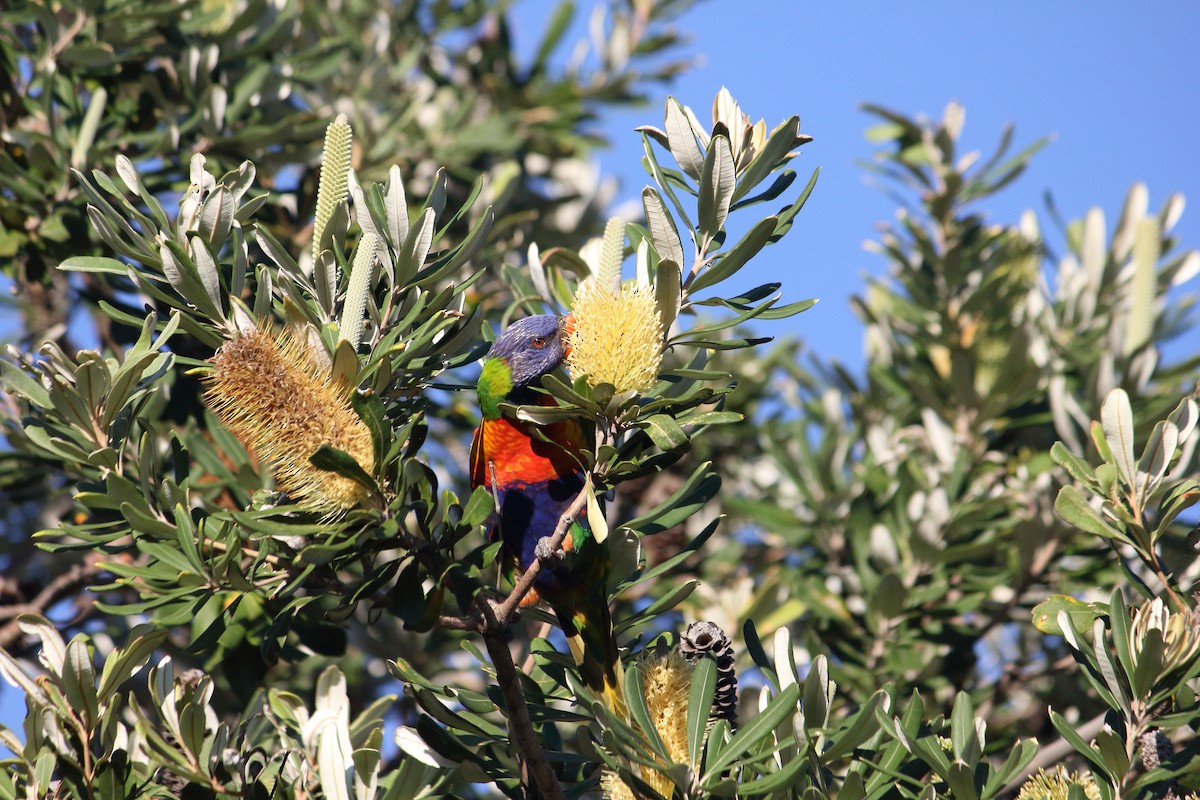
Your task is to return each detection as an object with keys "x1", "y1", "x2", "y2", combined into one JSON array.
[{"x1": 560, "y1": 315, "x2": 575, "y2": 358}]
